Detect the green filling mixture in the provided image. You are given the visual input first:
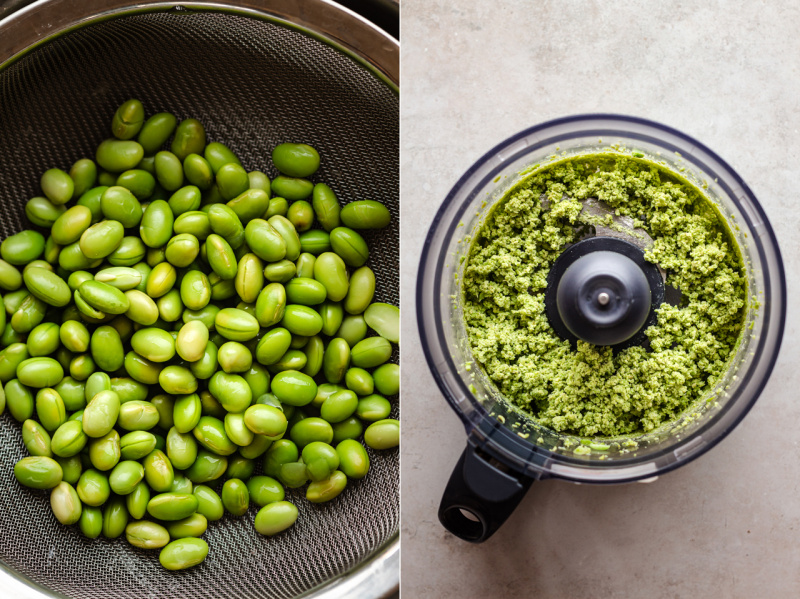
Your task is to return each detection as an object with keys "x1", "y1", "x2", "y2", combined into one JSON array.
[{"x1": 462, "y1": 154, "x2": 746, "y2": 437}]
